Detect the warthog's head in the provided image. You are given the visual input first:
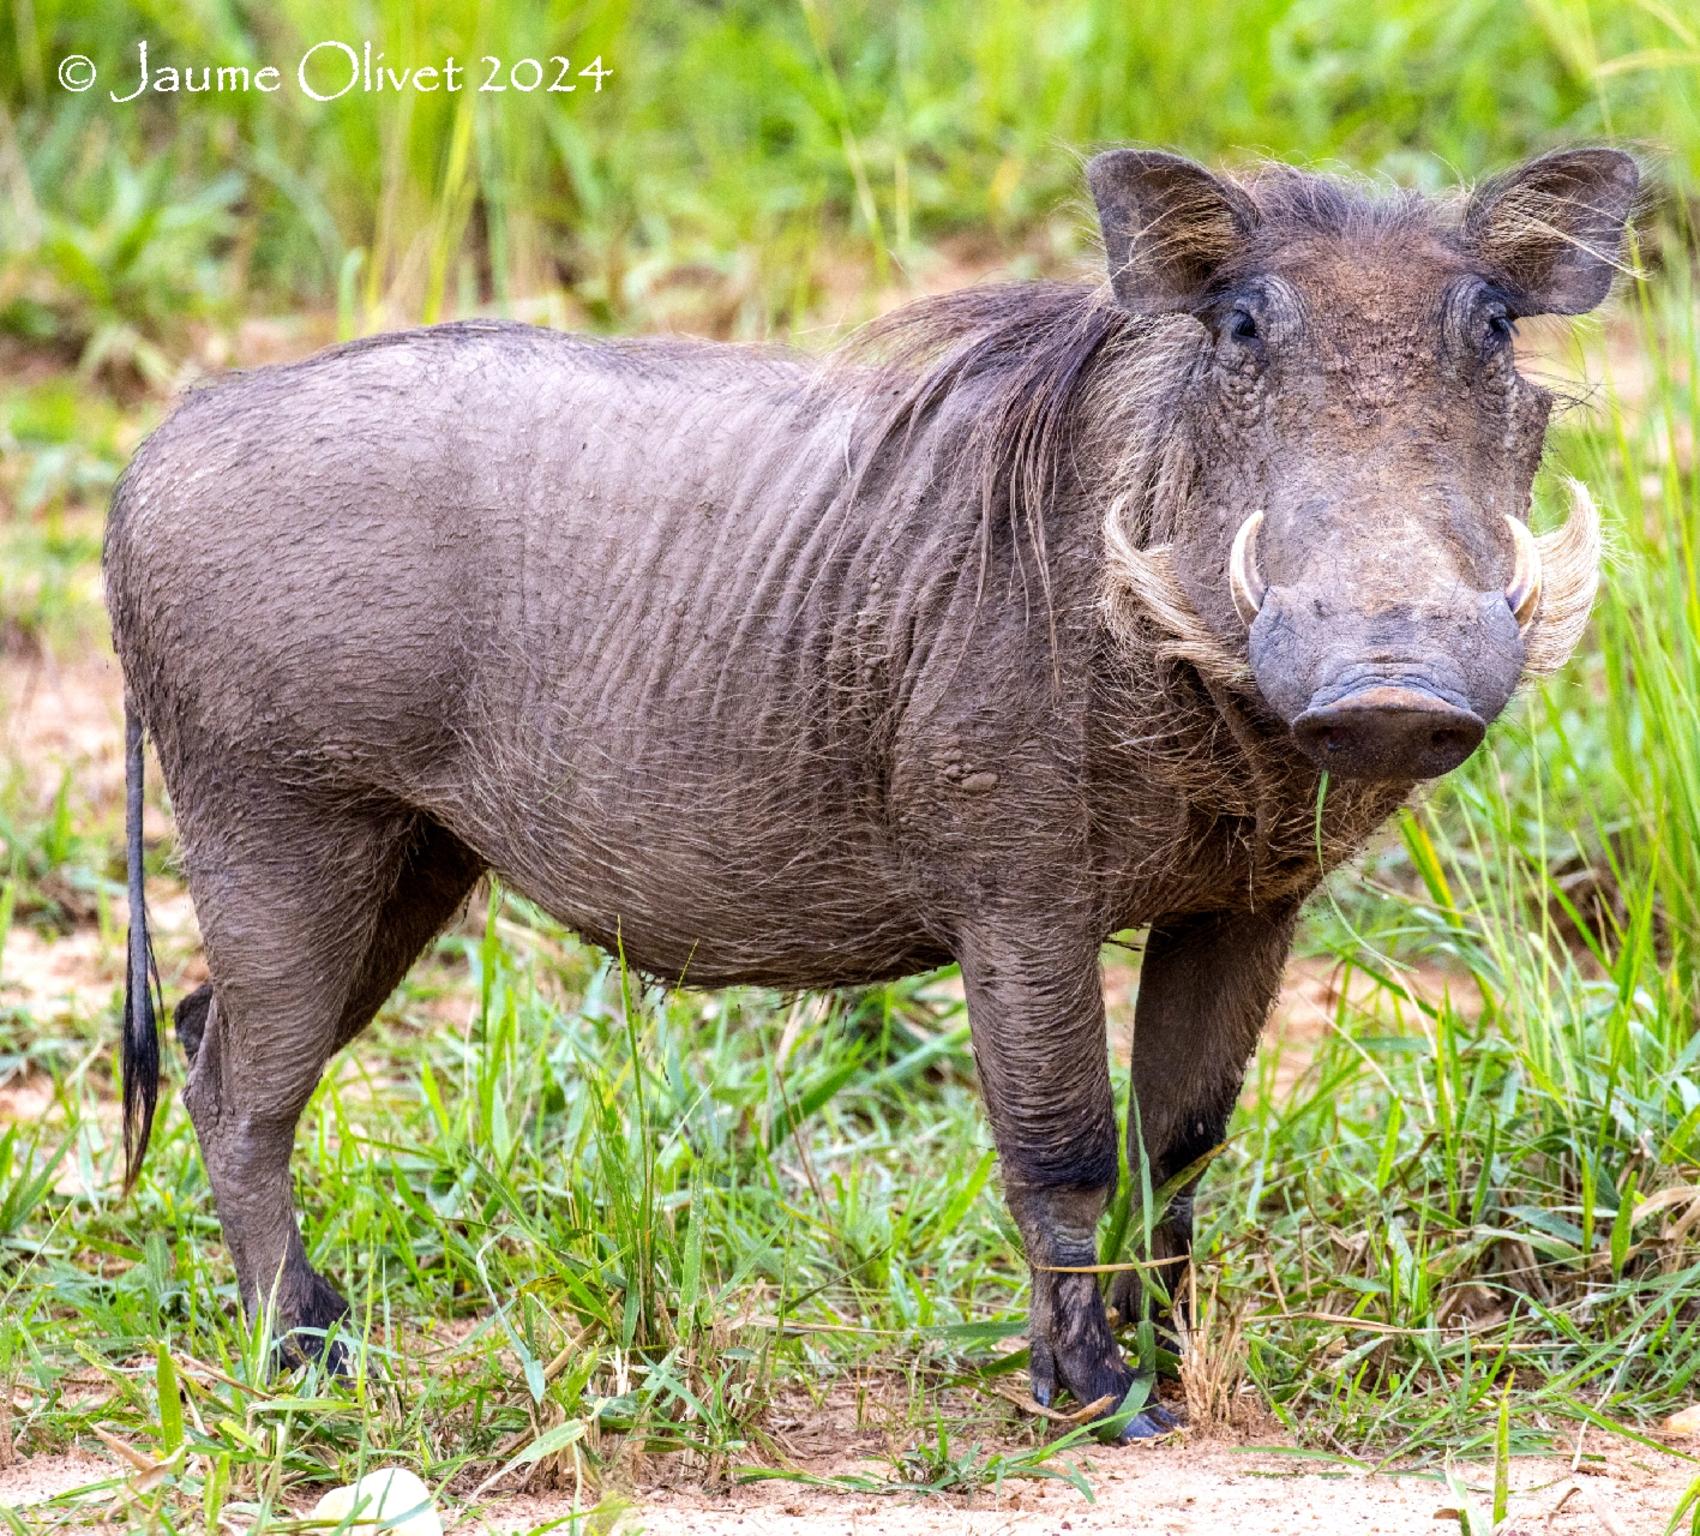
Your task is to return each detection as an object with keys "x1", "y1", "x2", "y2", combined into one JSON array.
[{"x1": 1091, "y1": 149, "x2": 1636, "y2": 781}]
